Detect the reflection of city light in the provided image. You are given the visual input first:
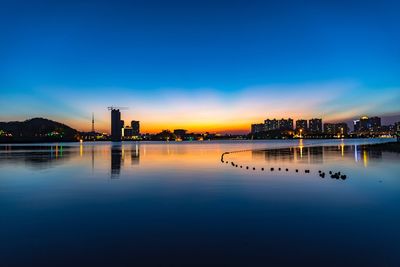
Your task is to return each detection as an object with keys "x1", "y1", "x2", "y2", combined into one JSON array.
[
  {"x1": 80, "y1": 143, "x2": 83, "y2": 157},
  {"x1": 341, "y1": 143, "x2": 344, "y2": 157},
  {"x1": 299, "y1": 139, "x2": 304, "y2": 158},
  {"x1": 354, "y1": 145, "x2": 358, "y2": 162},
  {"x1": 363, "y1": 150, "x2": 368, "y2": 167}
]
